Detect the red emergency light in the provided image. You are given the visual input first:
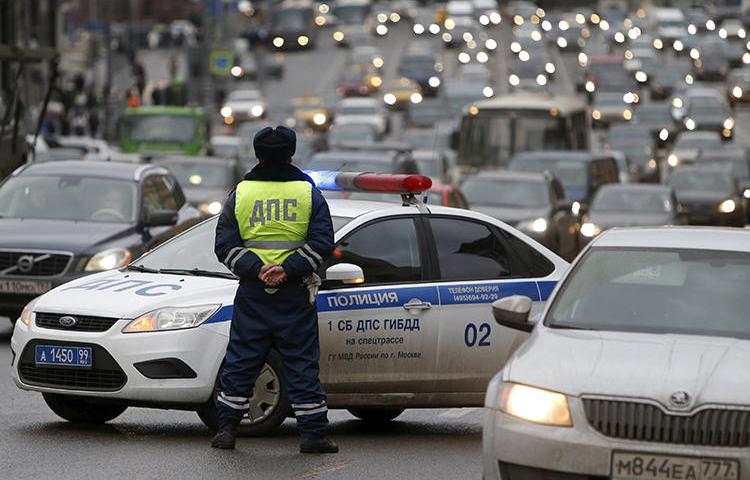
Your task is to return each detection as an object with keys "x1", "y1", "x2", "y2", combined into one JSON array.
[{"x1": 305, "y1": 170, "x2": 432, "y2": 193}]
